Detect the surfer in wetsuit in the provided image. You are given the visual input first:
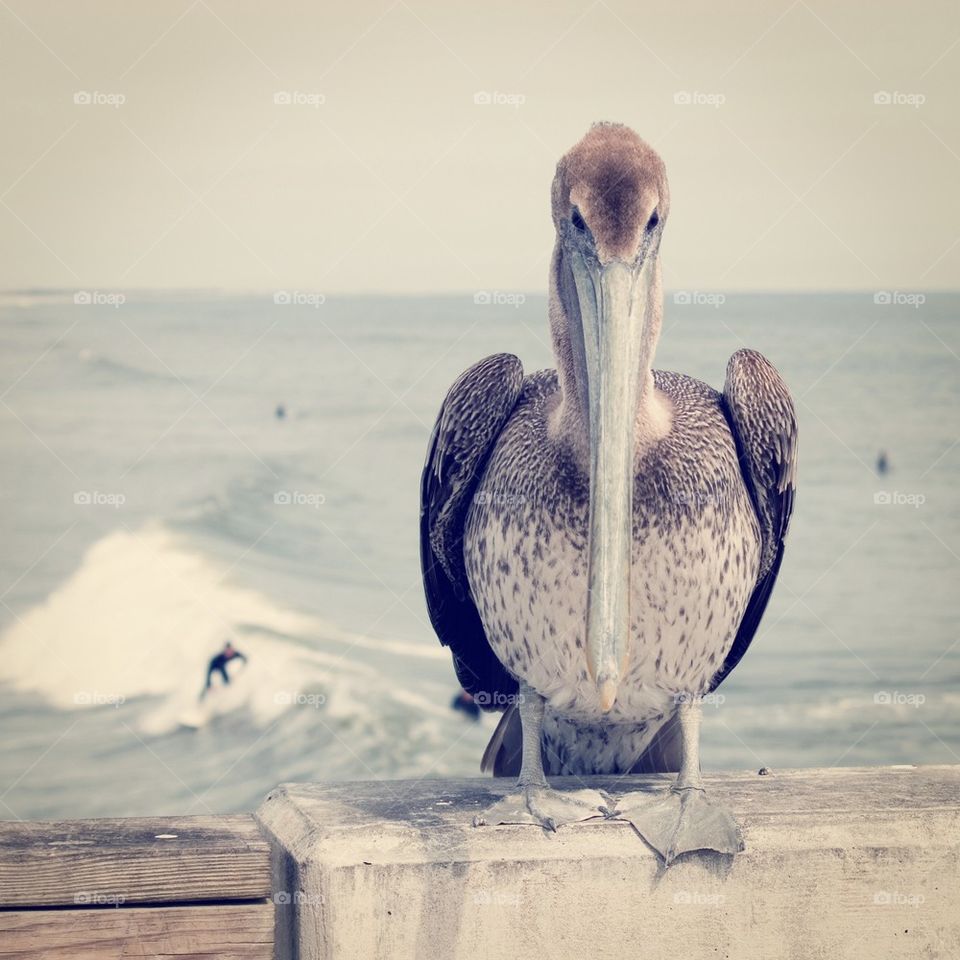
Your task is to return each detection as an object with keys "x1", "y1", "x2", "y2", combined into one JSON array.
[{"x1": 200, "y1": 641, "x2": 247, "y2": 700}]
